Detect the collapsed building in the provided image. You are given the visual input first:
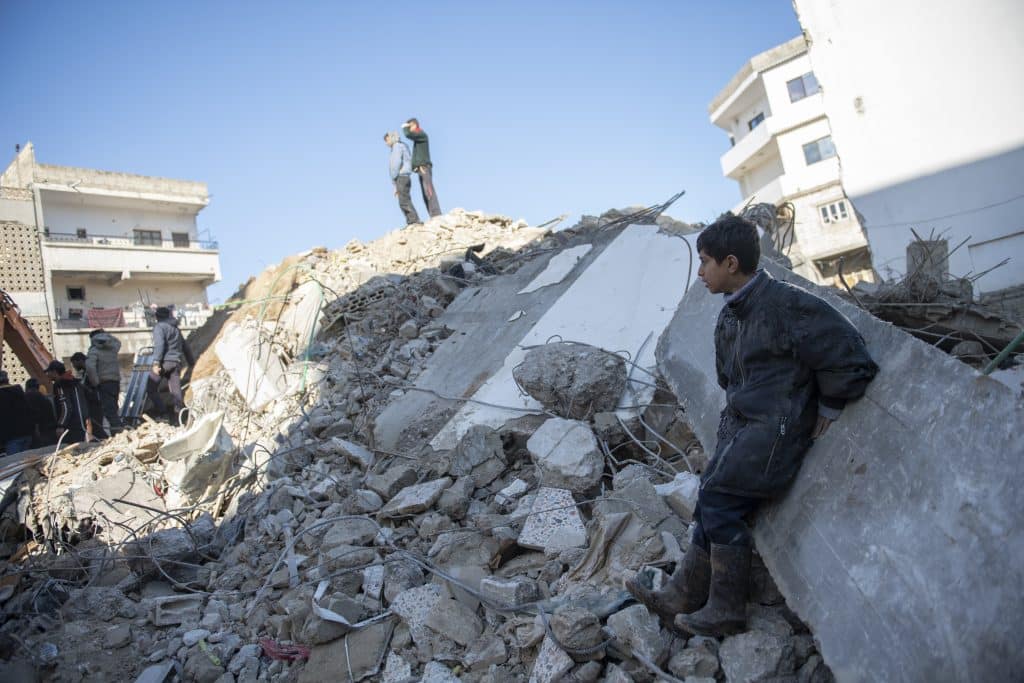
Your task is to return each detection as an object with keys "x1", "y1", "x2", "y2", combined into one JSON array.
[{"x1": 0, "y1": 206, "x2": 1021, "y2": 683}]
